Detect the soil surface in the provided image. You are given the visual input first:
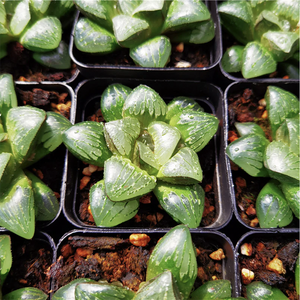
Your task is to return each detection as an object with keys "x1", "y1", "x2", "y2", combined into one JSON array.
[{"x1": 239, "y1": 236, "x2": 299, "y2": 299}]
